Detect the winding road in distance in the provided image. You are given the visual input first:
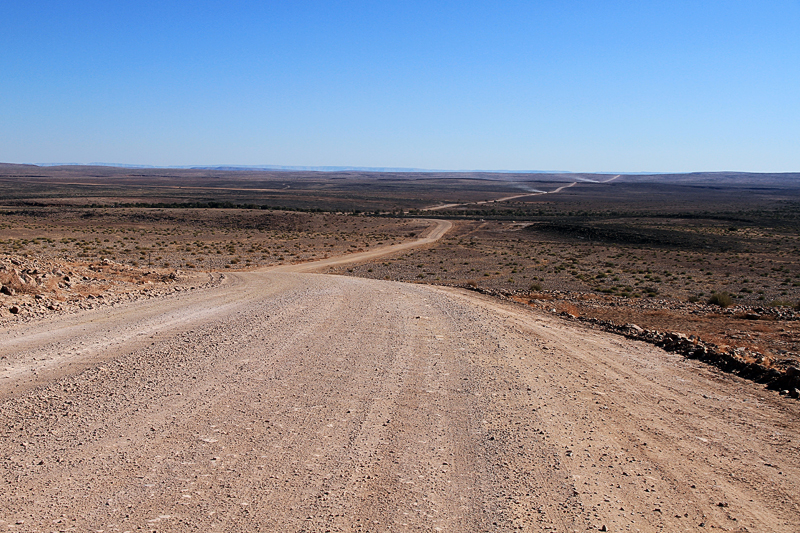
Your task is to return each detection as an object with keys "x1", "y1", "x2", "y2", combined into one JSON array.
[
  {"x1": 423, "y1": 182, "x2": 579, "y2": 211},
  {"x1": 1, "y1": 219, "x2": 798, "y2": 532}
]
